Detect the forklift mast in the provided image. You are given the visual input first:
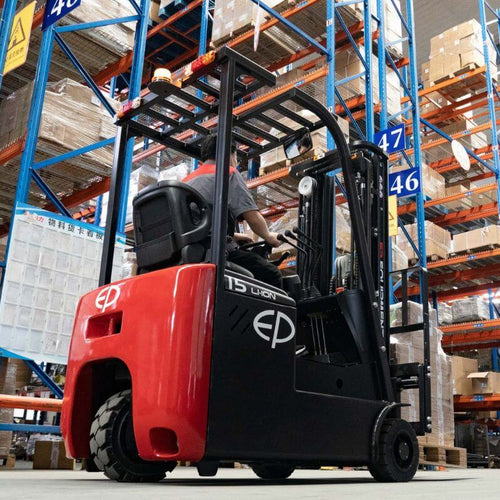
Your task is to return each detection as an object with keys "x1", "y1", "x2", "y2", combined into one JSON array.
[{"x1": 100, "y1": 47, "x2": 431, "y2": 436}]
